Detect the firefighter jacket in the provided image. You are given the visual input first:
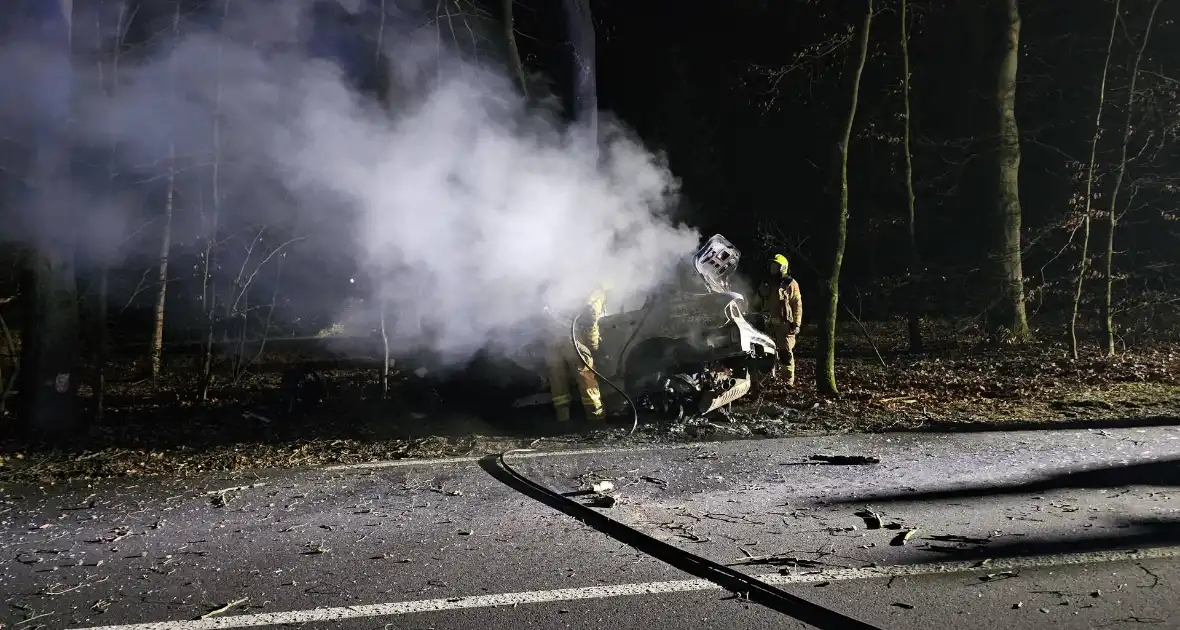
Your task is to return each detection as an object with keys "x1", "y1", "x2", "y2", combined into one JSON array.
[{"x1": 755, "y1": 275, "x2": 803, "y2": 330}]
